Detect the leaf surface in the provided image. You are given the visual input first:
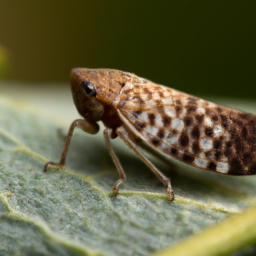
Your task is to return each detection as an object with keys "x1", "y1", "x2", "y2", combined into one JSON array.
[{"x1": 1, "y1": 87, "x2": 256, "y2": 256}]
